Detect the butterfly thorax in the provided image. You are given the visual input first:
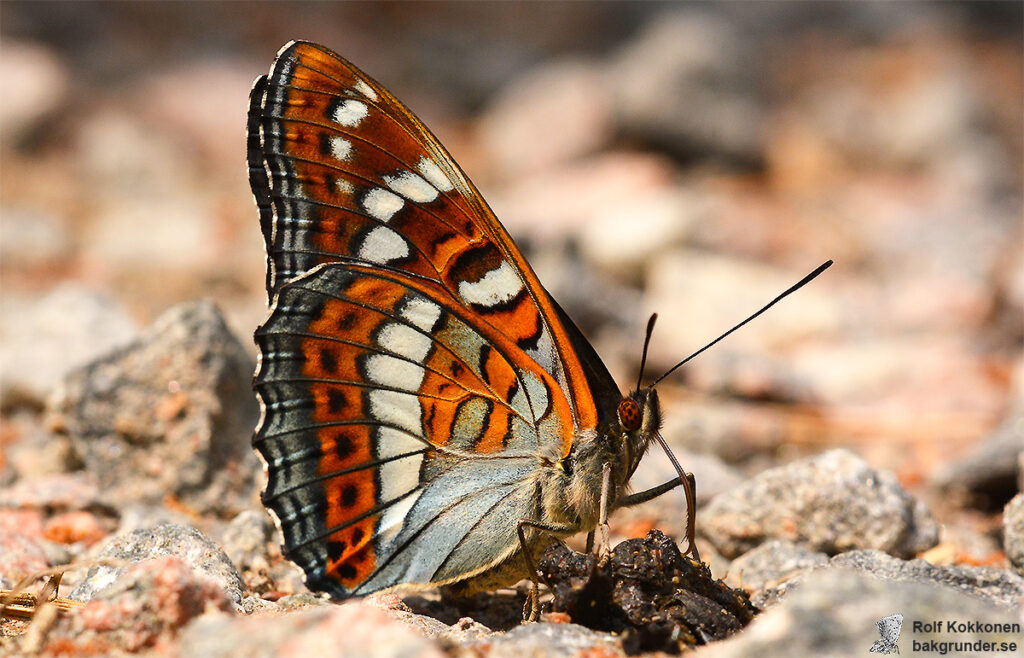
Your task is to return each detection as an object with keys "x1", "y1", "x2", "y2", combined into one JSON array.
[{"x1": 536, "y1": 388, "x2": 662, "y2": 533}]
